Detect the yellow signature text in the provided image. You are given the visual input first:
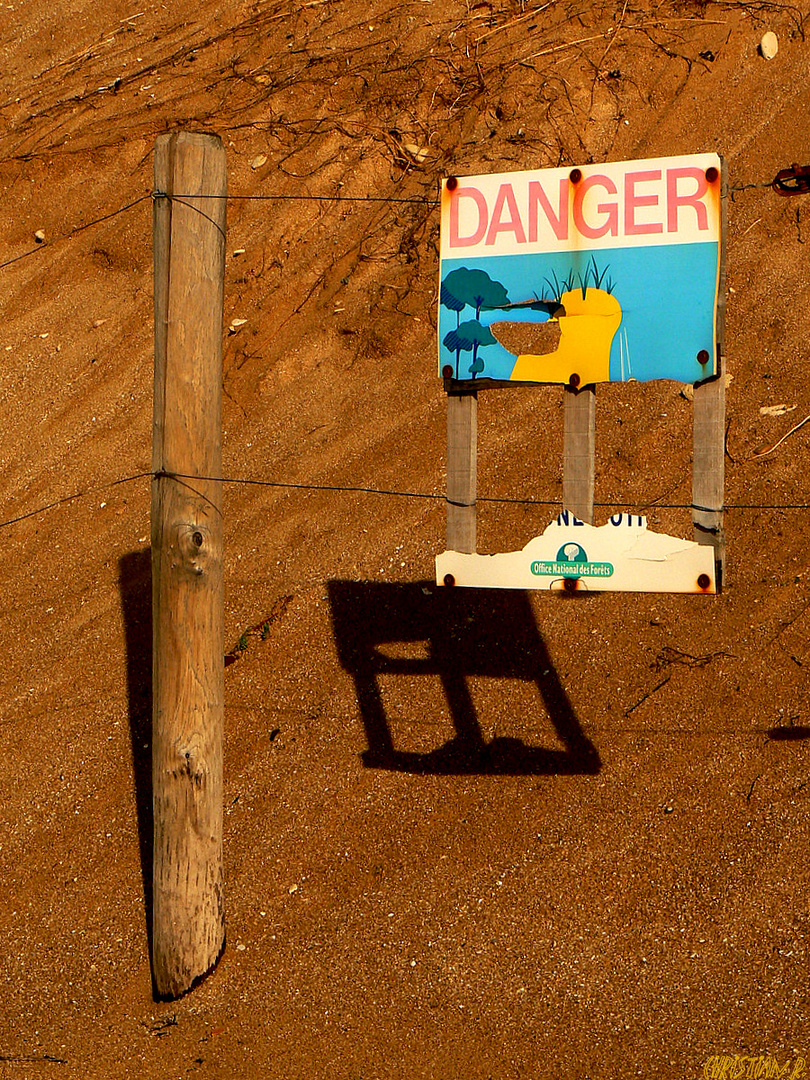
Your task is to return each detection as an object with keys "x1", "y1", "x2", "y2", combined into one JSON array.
[{"x1": 704, "y1": 1056, "x2": 806, "y2": 1080}]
